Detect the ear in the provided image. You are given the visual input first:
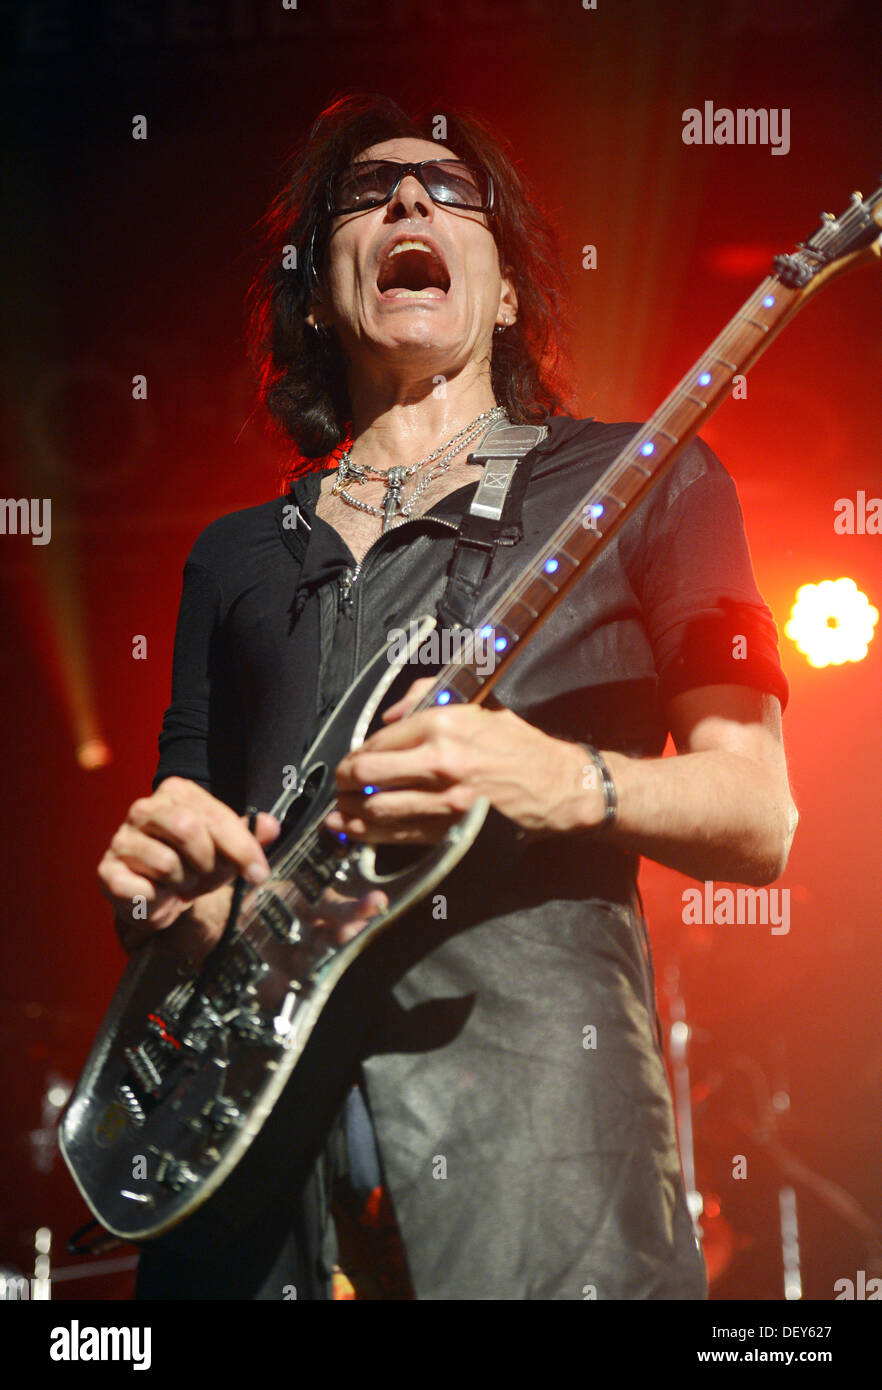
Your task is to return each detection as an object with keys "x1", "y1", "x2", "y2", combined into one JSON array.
[
  {"x1": 304, "y1": 278, "x2": 330, "y2": 331},
  {"x1": 496, "y1": 267, "x2": 518, "y2": 330}
]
